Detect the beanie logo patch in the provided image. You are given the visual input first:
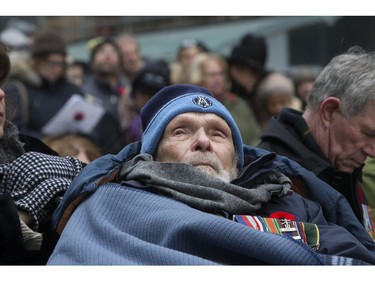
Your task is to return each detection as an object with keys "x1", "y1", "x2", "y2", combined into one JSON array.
[{"x1": 192, "y1": 96, "x2": 213, "y2": 108}]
